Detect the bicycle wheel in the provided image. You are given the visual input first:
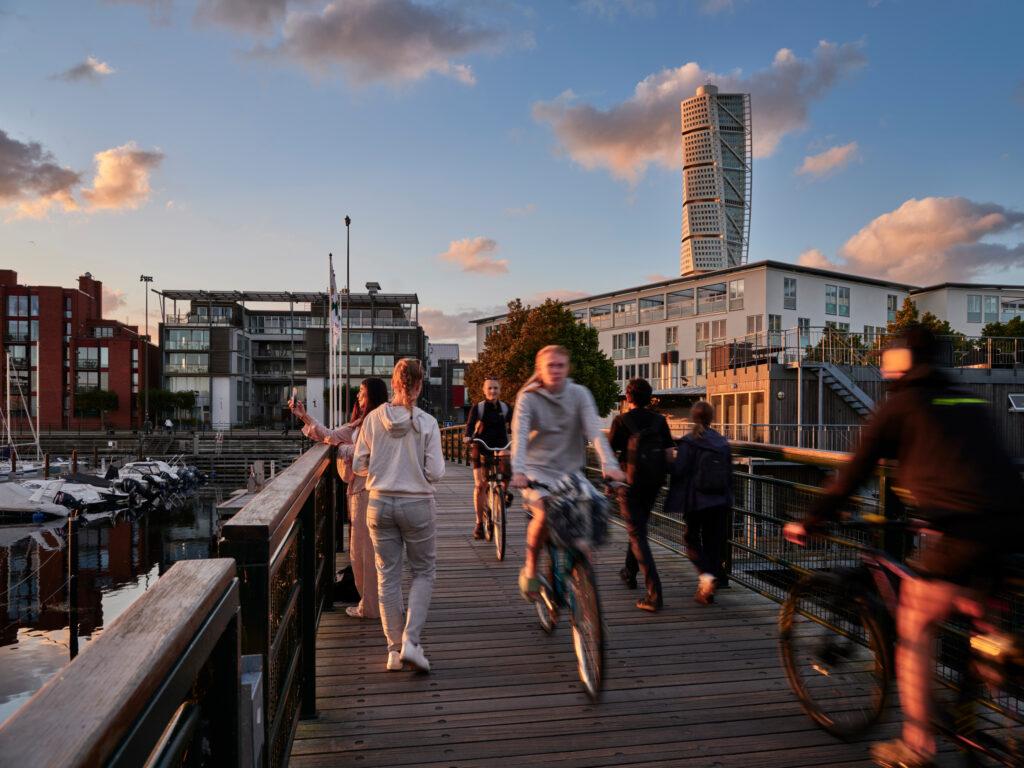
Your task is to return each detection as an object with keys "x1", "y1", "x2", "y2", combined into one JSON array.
[
  {"x1": 569, "y1": 559, "x2": 604, "y2": 701},
  {"x1": 779, "y1": 571, "x2": 891, "y2": 738},
  {"x1": 490, "y1": 487, "x2": 506, "y2": 561}
]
